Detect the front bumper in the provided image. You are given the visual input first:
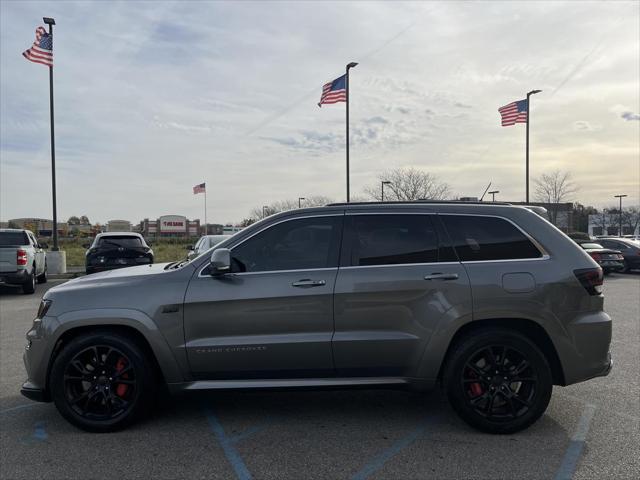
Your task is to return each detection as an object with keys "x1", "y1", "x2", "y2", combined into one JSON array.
[{"x1": 20, "y1": 381, "x2": 49, "y2": 402}]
